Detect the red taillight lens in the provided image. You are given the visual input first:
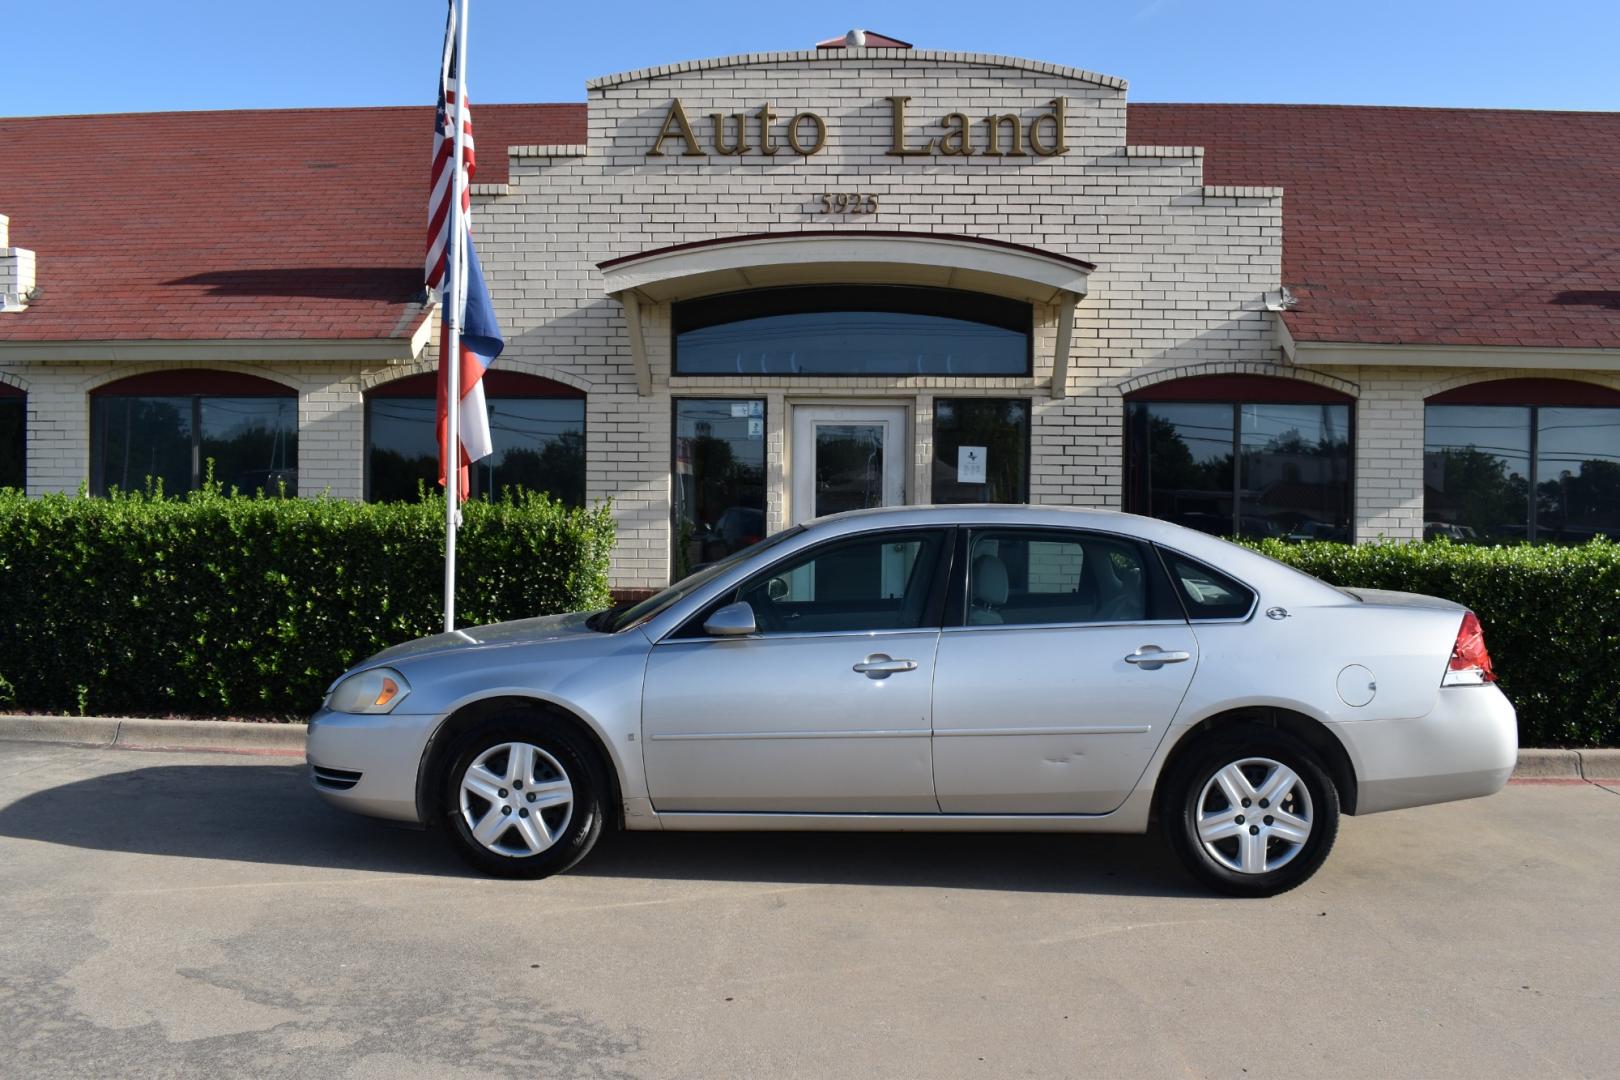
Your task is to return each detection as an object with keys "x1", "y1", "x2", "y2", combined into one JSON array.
[{"x1": 1445, "y1": 610, "x2": 1496, "y2": 685}]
